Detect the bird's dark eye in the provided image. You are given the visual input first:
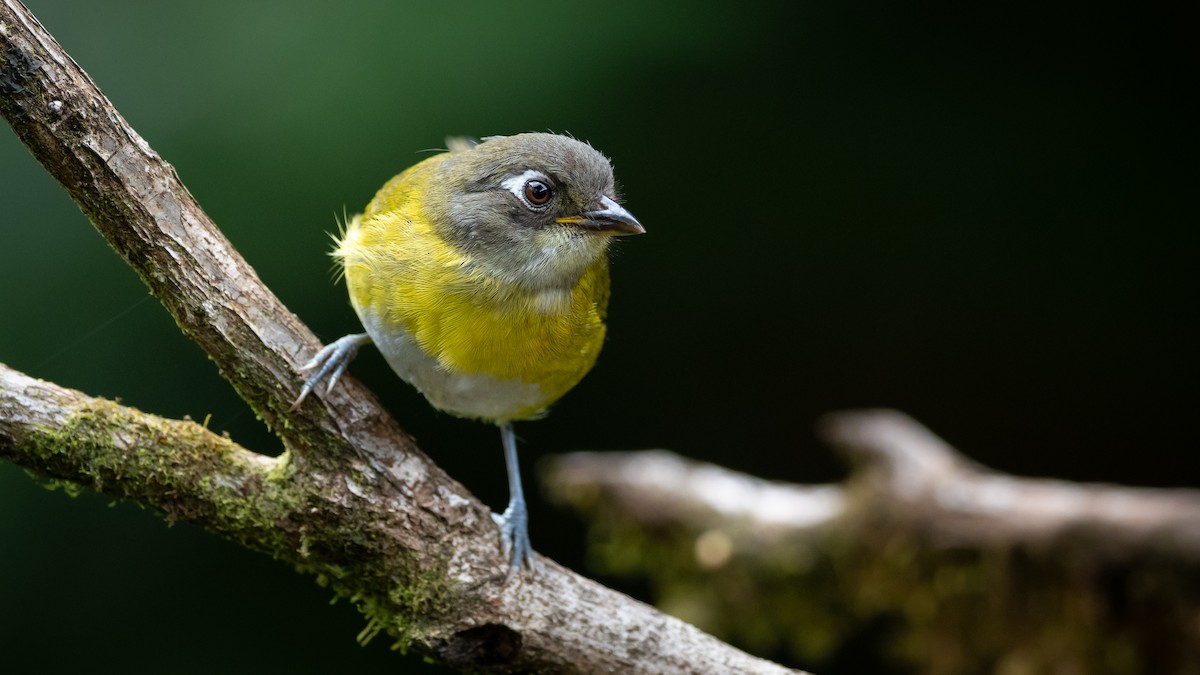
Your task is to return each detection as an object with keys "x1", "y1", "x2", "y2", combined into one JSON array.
[{"x1": 524, "y1": 180, "x2": 553, "y2": 207}]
